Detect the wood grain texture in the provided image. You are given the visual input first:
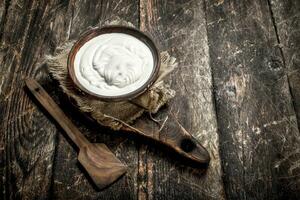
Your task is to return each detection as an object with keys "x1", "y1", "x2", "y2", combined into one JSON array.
[
  {"x1": 48, "y1": 0, "x2": 140, "y2": 199},
  {"x1": 0, "y1": 0, "x2": 139, "y2": 199},
  {"x1": 2, "y1": 0, "x2": 300, "y2": 199},
  {"x1": 269, "y1": 0, "x2": 300, "y2": 197},
  {"x1": 0, "y1": 0, "x2": 62, "y2": 199},
  {"x1": 138, "y1": 0, "x2": 224, "y2": 199},
  {"x1": 205, "y1": 0, "x2": 300, "y2": 199},
  {"x1": 270, "y1": 0, "x2": 300, "y2": 131},
  {"x1": 270, "y1": 0, "x2": 300, "y2": 127}
]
